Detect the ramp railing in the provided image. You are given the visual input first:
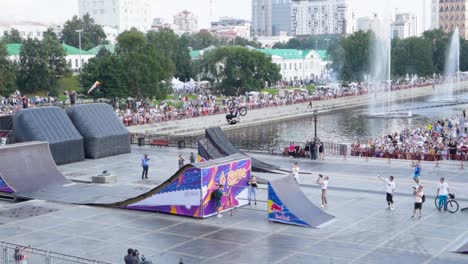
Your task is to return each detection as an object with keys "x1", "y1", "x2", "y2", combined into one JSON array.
[{"x1": 1, "y1": 241, "x2": 111, "y2": 264}]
